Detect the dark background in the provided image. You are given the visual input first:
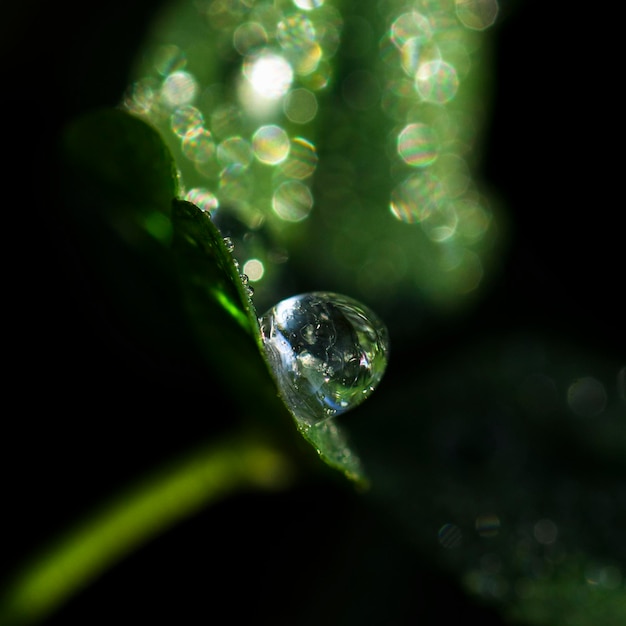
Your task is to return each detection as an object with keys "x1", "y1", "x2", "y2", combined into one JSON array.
[{"x1": 4, "y1": 0, "x2": 623, "y2": 624}]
